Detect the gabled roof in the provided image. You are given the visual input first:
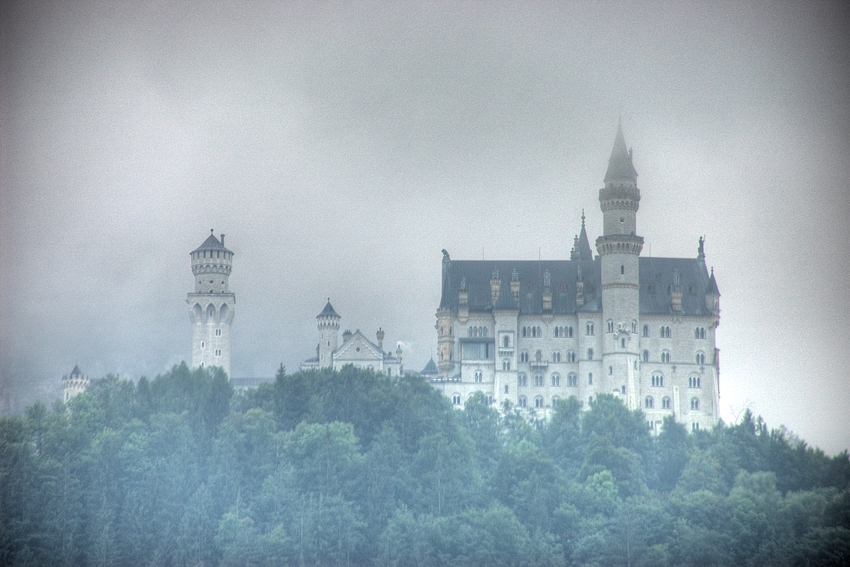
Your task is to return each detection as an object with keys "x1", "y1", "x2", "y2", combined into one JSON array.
[
  {"x1": 604, "y1": 121, "x2": 638, "y2": 184},
  {"x1": 639, "y1": 257, "x2": 714, "y2": 315},
  {"x1": 334, "y1": 330, "x2": 384, "y2": 361},
  {"x1": 317, "y1": 300, "x2": 340, "y2": 319},
  {"x1": 191, "y1": 231, "x2": 232, "y2": 255}
]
